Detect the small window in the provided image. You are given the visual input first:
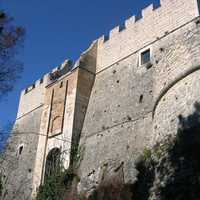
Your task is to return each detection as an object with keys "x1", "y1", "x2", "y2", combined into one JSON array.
[
  {"x1": 140, "y1": 49, "x2": 151, "y2": 65},
  {"x1": 139, "y1": 94, "x2": 143, "y2": 103},
  {"x1": 60, "y1": 81, "x2": 63, "y2": 88},
  {"x1": 18, "y1": 145, "x2": 24, "y2": 156}
]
